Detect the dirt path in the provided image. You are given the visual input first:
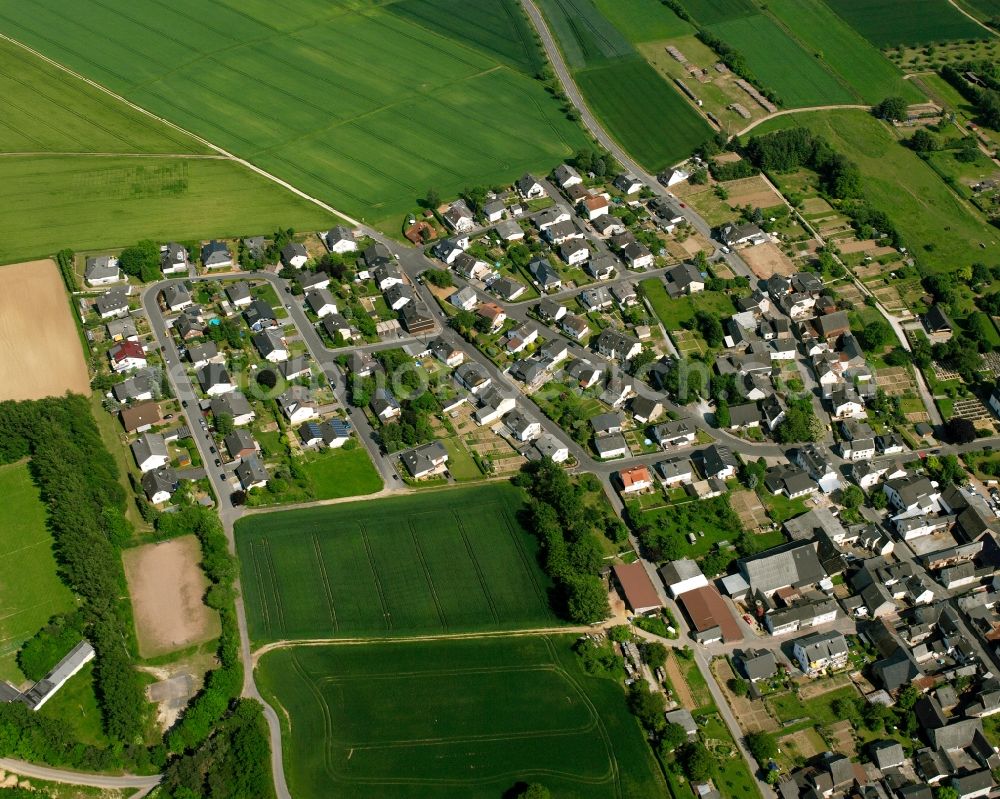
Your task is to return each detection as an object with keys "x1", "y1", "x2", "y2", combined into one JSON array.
[
  {"x1": 0, "y1": 151, "x2": 227, "y2": 158},
  {"x1": 946, "y1": 0, "x2": 998, "y2": 36},
  {"x1": 736, "y1": 104, "x2": 871, "y2": 136}
]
